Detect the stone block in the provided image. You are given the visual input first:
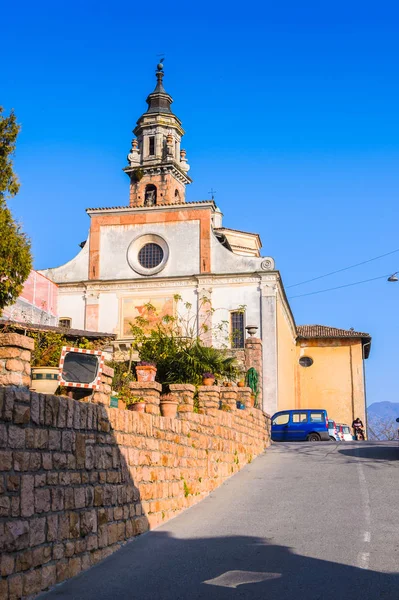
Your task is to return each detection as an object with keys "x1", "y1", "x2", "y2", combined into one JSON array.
[
  {"x1": 81, "y1": 510, "x2": 97, "y2": 536},
  {"x1": 13, "y1": 404, "x2": 30, "y2": 424},
  {"x1": 47, "y1": 514, "x2": 58, "y2": 543},
  {"x1": 32, "y1": 544, "x2": 51, "y2": 568},
  {"x1": 13, "y1": 451, "x2": 29, "y2": 472},
  {"x1": 0, "y1": 451, "x2": 12, "y2": 471},
  {"x1": 0, "y1": 333, "x2": 34, "y2": 351},
  {"x1": 69, "y1": 512, "x2": 80, "y2": 538},
  {"x1": 35, "y1": 488, "x2": 51, "y2": 513},
  {"x1": 4, "y1": 520, "x2": 29, "y2": 552},
  {"x1": 49, "y1": 430, "x2": 61, "y2": 450},
  {"x1": 0, "y1": 495, "x2": 10, "y2": 517},
  {"x1": 30, "y1": 393, "x2": 40, "y2": 425},
  {"x1": 0, "y1": 424, "x2": 7, "y2": 447},
  {"x1": 30, "y1": 517, "x2": 46, "y2": 547},
  {"x1": 53, "y1": 543, "x2": 64, "y2": 560},
  {"x1": 6, "y1": 358, "x2": 24, "y2": 372},
  {"x1": 1, "y1": 553, "x2": 15, "y2": 576},
  {"x1": 9, "y1": 574, "x2": 23, "y2": 600},
  {"x1": 56, "y1": 559, "x2": 69, "y2": 583},
  {"x1": 6, "y1": 474, "x2": 20, "y2": 491},
  {"x1": 42, "y1": 564, "x2": 56, "y2": 590},
  {"x1": 29, "y1": 452, "x2": 41, "y2": 471},
  {"x1": 74, "y1": 487, "x2": 86, "y2": 509},
  {"x1": 0, "y1": 578, "x2": 7, "y2": 600},
  {"x1": 8, "y1": 425, "x2": 25, "y2": 449},
  {"x1": 52, "y1": 487, "x2": 65, "y2": 511},
  {"x1": 23, "y1": 568, "x2": 42, "y2": 596},
  {"x1": 69, "y1": 556, "x2": 82, "y2": 578},
  {"x1": 16, "y1": 549, "x2": 32, "y2": 572},
  {"x1": 21, "y1": 474, "x2": 34, "y2": 517}
]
